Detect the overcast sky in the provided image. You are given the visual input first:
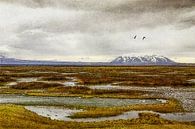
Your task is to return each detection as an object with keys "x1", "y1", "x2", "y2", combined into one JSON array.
[{"x1": 0, "y1": 0, "x2": 195, "y2": 62}]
